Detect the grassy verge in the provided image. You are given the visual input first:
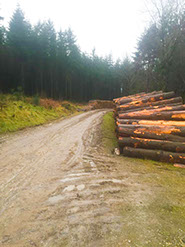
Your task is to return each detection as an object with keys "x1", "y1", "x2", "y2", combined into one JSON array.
[
  {"x1": 117, "y1": 159, "x2": 185, "y2": 247},
  {"x1": 0, "y1": 94, "x2": 83, "y2": 133},
  {"x1": 101, "y1": 111, "x2": 118, "y2": 152},
  {"x1": 101, "y1": 111, "x2": 185, "y2": 247}
]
